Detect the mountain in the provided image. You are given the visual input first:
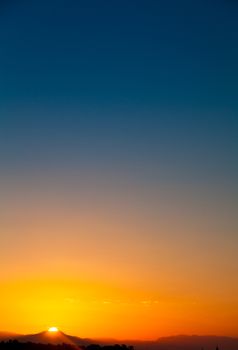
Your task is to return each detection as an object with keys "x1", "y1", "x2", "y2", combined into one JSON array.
[
  {"x1": 0, "y1": 333, "x2": 20, "y2": 341},
  {"x1": 131, "y1": 335, "x2": 238, "y2": 350},
  {"x1": 2, "y1": 332, "x2": 238, "y2": 350},
  {"x1": 156, "y1": 335, "x2": 238, "y2": 350},
  {"x1": 8, "y1": 331, "x2": 92, "y2": 347}
]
